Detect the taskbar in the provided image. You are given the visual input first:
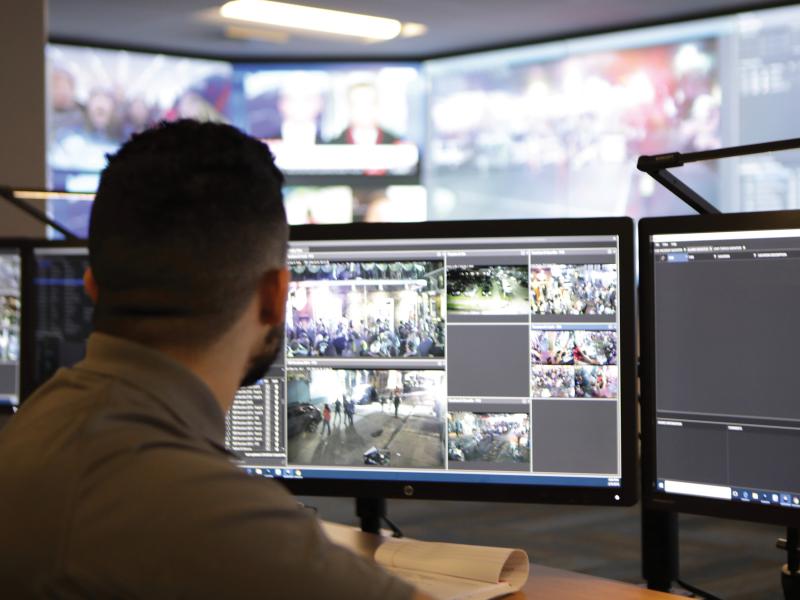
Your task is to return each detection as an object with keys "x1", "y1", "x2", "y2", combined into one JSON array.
[
  {"x1": 239, "y1": 465, "x2": 620, "y2": 488},
  {"x1": 657, "y1": 479, "x2": 800, "y2": 508}
]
